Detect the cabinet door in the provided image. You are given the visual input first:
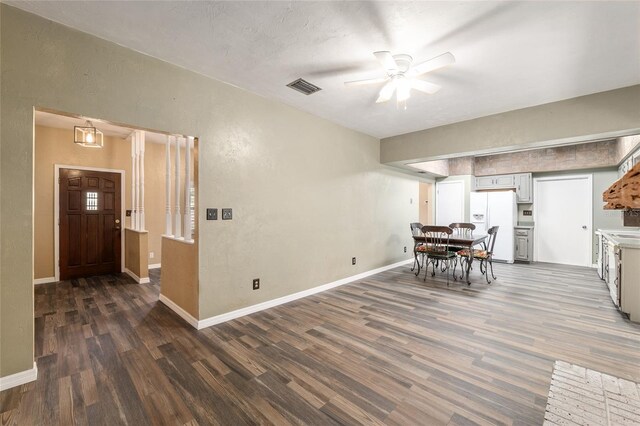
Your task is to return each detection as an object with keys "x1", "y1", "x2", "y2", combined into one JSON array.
[
  {"x1": 515, "y1": 173, "x2": 532, "y2": 203},
  {"x1": 493, "y1": 174, "x2": 516, "y2": 188},
  {"x1": 515, "y1": 235, "x2": 529, "y2": 260},
  {"x1": 475, "y1": 176, "x2": 495, "y2": 189},
  {"x1": 603, "y1": 238, "x2": 610, "y2": 284}
]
